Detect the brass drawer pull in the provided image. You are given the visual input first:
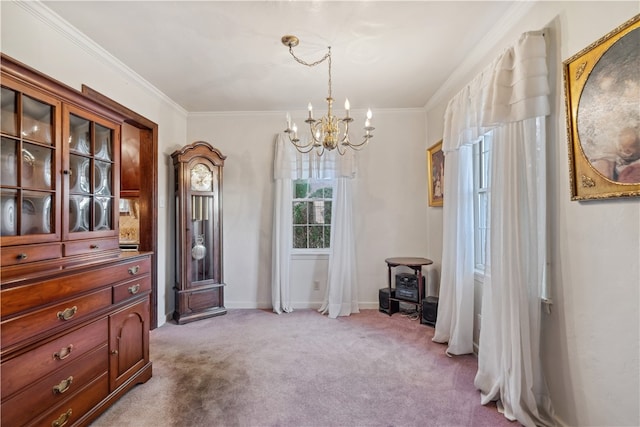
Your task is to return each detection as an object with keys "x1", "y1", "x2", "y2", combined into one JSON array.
[
  {"x1": 128, "y1": 284, "x2": 141, "y2": 295},
  {"x1": 16, "y1": 253, "x2": 28, "y2": 260},
  {"x1": 57, "y1": 306, "x2": 78, "y2": 321},
  {"x1": 128, "y1": 265, "x2": 140, "y2": 275},
  {"x1": 52, "y1": 409, "x2": 72, "y2": 427},
  {"x1": 52, "y1": 376, "x2": 73, "y2": 394},
  {"x1": 53, "y1": 344, "x2": 74, "y2": 360}
]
